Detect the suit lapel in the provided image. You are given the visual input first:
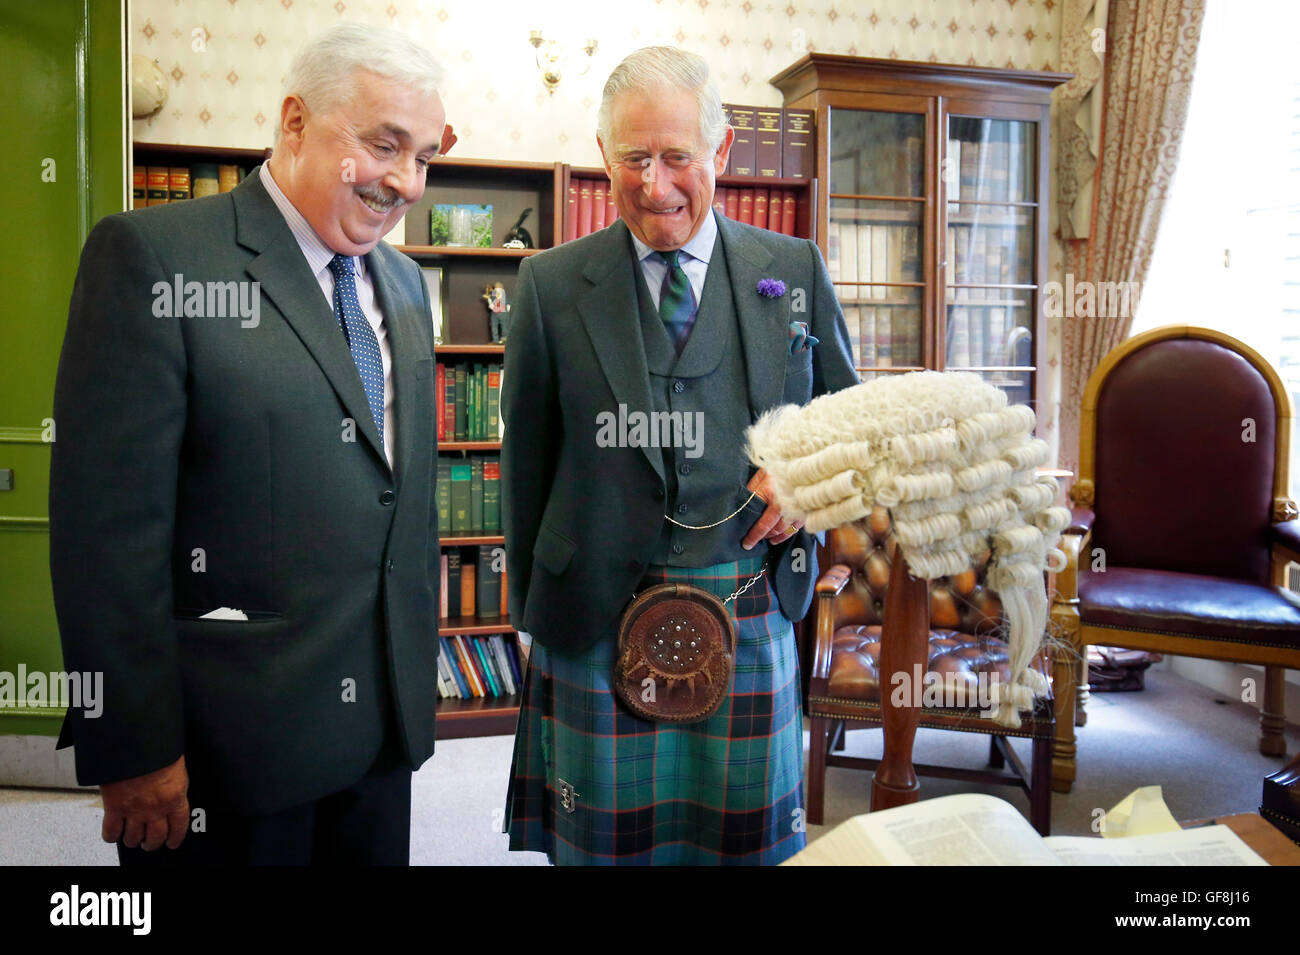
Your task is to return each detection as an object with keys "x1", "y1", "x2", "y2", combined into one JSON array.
[
  {"x1": 576, "y1": 220, "x2": 664, "y2": 482},
  {"x1": 716, "y1": 214, "x2": 789, "y2": 418},
  {"x1": 233, "y1": 173, "x2": 389, "y2": 472}
]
